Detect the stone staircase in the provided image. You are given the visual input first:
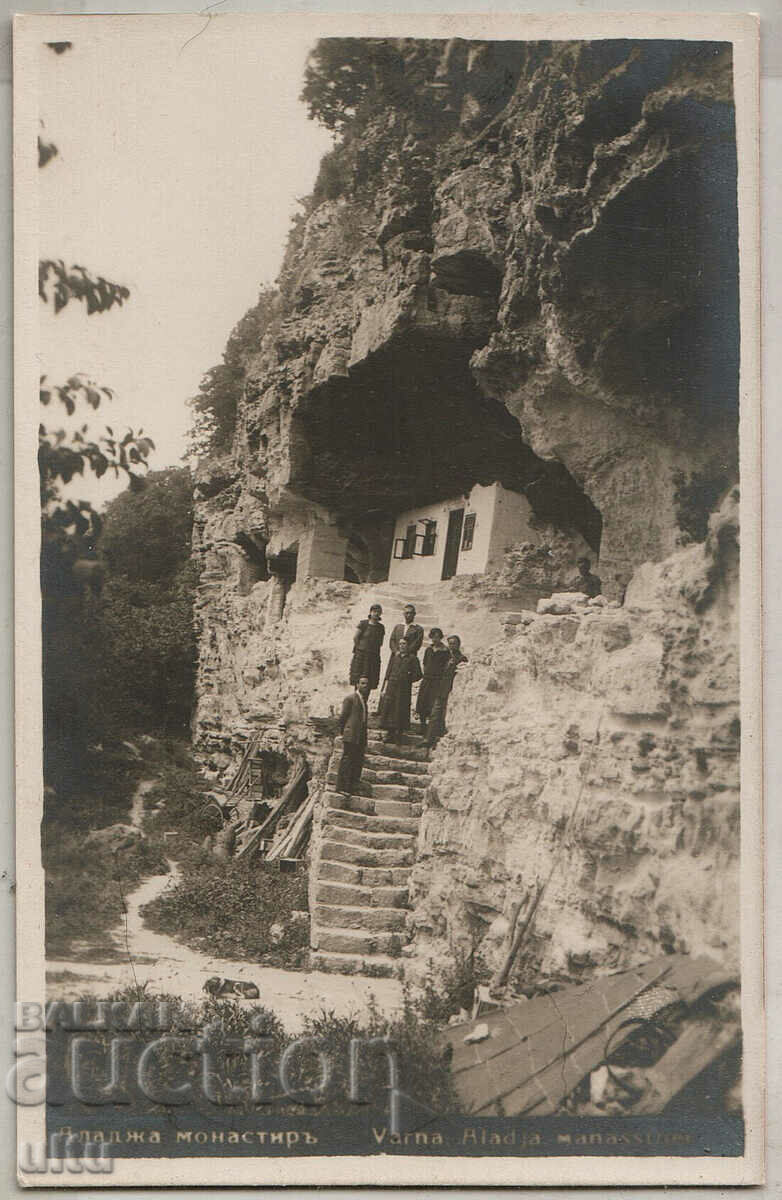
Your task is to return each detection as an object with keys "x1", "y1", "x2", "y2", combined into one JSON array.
[{"x1": 309, "y1": 722, "x2": 431, "y2": 976}]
